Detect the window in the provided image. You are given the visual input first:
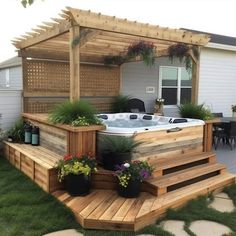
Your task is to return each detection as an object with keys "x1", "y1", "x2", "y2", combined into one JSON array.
[{"x1": 159, "y1": 66, "x2": 192, "y2": 105}]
